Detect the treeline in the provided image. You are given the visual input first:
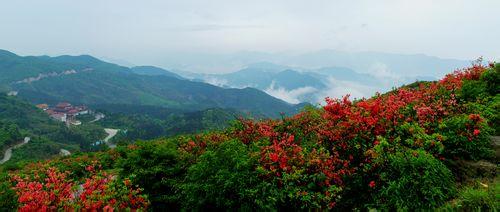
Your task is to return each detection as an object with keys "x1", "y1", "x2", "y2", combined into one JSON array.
[{"x1": 97, "y1": 106, "x2": 246, "y2": 142}]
